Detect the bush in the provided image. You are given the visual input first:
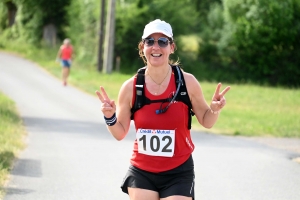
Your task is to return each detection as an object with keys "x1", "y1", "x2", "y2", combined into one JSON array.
[
  {"x1": 226, "y1": 0, "x2": 300, "y2": 87},
  {"x1": 0, "y1": 0, "x2": 70, "y2": 45},
  {"x1": 65, "y1": 0, "x2": 99, "y2": 65},
  {"x1": 199, "y1": 0, "x2": 300, "y2": 87}
]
